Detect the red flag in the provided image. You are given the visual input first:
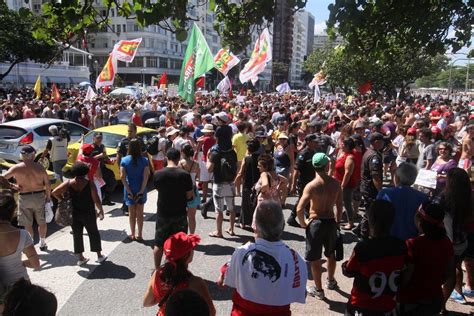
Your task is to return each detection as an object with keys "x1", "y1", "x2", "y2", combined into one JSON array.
[
  {"x1": 195, "y1": 76, "x2": 205, "y2": 89},
  {"x1": 229, "y1": 79, "x2": 234, "y2": 99},
  {"x1": 358, "y1": 81, "x2": 372, "y2": 94},
  {"x1": 103, "y1": 86, "x2": 110, "y2": 94},
  {"x1": 158, "y1": 73, "x2": 167, "y2": 87},
  {"x1": 51, "y1": 83, "x2": 61, "y2": 103}
]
